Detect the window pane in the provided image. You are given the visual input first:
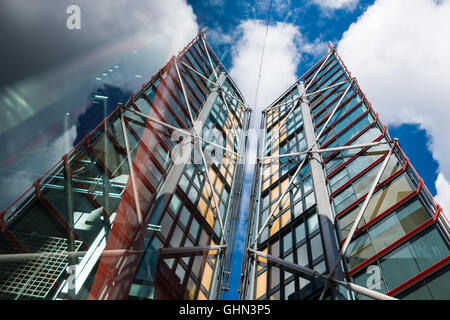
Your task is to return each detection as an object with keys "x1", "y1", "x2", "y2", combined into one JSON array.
[
  {"x1": 296, "y1": 244, "x2": 308, "y2": 266},
  {"x1": 369, "y1": 214, "x2": 404, "y2": 252},
  {"x1": 307, "y1": 214, "x2": 319, "y2": 234},
  {"x1": 410, "y1": 227, "x2": 450, "y2": 271},
  {"x1": 271, "y1": 240, "x2": 279, "y2": 257},
  {"x1": 295, "y1": 222, "x2": 306, "y2": 243},
  {"x1": 380, "y1": 245, "x2": 419, "y2": 290},
  {"x1": 284, "y1": 280, "x2": 295, "y2": 300},
  {"x1": 310, "y1": 234, "x2": 323, "y2": 261},
  {"x1": 304, "y1": 192, "x2": 315, "y2": 209},
  {"x1": 400, "y1": 282, "x2": 432, "y2": 300},
  {"x1": 269, "y1": 266, "x2": 280, "y2": 290},
  {"x1": 353, "y1": 266, "x2": 387, "y2": 299},
  {"x1": 397, "y1": 199, "x2": 429, "y2": 234},
  {"x1": 427, "y1": 266, "x2": 450, "y2": 299},
  {"x1": 313, "y1": 261, "x2": 327, "y2": 275},
  {"x1": 283, "y1": 232, "x2": 293, "y2": 252},
  {"x1": 169, "y1": 194, "x2": 182, "y2": 213}
]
